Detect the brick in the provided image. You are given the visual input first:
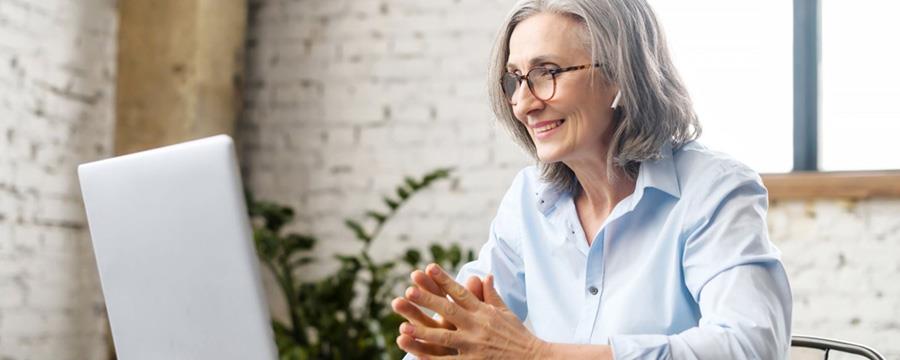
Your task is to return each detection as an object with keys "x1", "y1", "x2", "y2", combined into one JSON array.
[
  {"x1": 391, "y1": 103, "x2": 434, "y2": 123},
  {"x1": 371, "y1": 57, "x2": 435, "y2": 81},
  {"x1": 25, "y1": 195, "x2": 83, "y2": 226},
  {"x1": 458, "y1": 115, "x2": 496, "y2": 145},
  {"x1": 356, "y1": 125, "x2": 391, "y2": 148},
  {"x1": 321, "y1": 98, "x2": 385, "y2": 124},
  {"x1": 339, "y1": 38, "x2": 390, "y2": 60},
  {"x1": 0, "y1": 283, "x2": 25, "y2": 308},
  {"x1": 390, "y1": 37, "x2": 427, "y2": 56}
]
